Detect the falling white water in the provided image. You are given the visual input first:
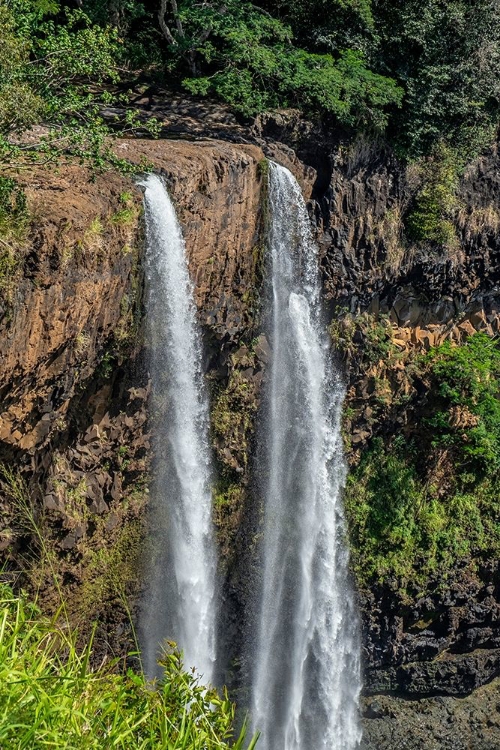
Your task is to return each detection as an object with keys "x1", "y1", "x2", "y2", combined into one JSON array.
[
  {"x1": 139, "y1": 173, "x2": 216, "y2": 683},
  {"x1": 251, "y1": 162, "x2": 362, "y2": 750}
]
